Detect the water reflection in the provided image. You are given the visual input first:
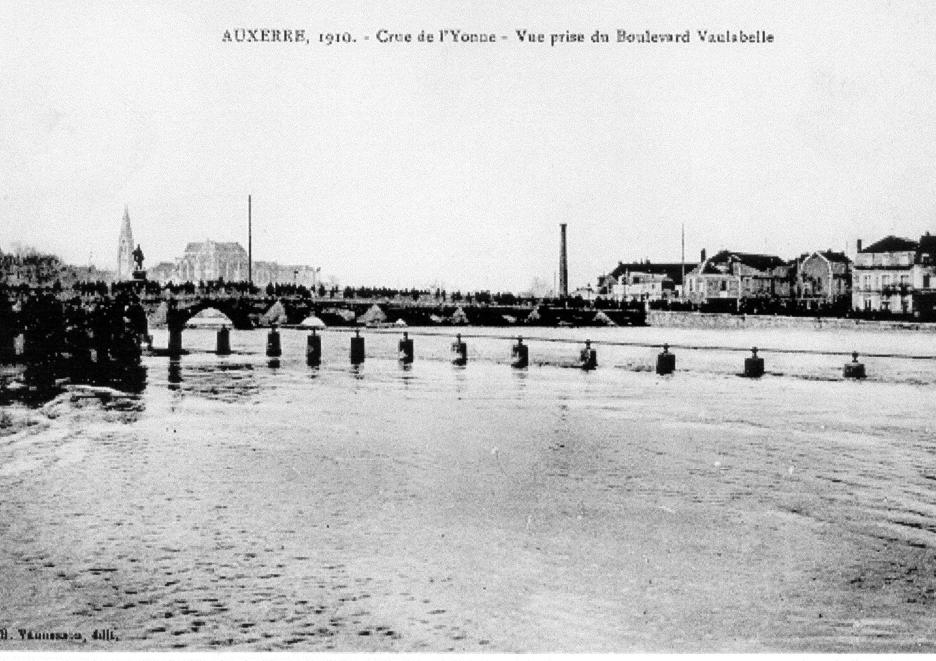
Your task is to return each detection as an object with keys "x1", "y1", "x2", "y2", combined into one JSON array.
[
  {"x1": 399, "y1": 367, "x2": 416, "y2": 391},
  {"x1": 164, "y1": 361, "x2": 259, "y2": 403},
  {"x1": 2, "y1": 353, "x2": 147, "y2": 407},
  {"x1": 452, "y1": 366, "x2": 468, "y2": 402},
  {"x1": 2, "y1": 290, "x2": 150, "y2": 406},
  {"x1": 168, "y1": 360, "x2": 183, "y2": 390}
]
